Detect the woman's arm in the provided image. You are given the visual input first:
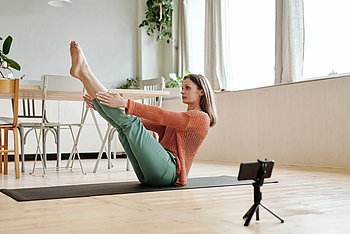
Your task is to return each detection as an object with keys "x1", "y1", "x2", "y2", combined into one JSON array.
[
  {"x1": 126, "y1": 100, "x2": 203, "y2": 131},
  {"x1": 95, "y1": 92, "x2": 205, "y2": 131}
]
